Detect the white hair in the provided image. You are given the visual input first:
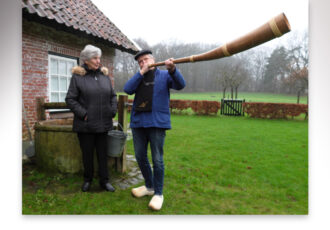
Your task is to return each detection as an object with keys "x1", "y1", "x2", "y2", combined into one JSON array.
[{"x1": 79, "y1": 44, "x2": 102, "y2": 65}]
